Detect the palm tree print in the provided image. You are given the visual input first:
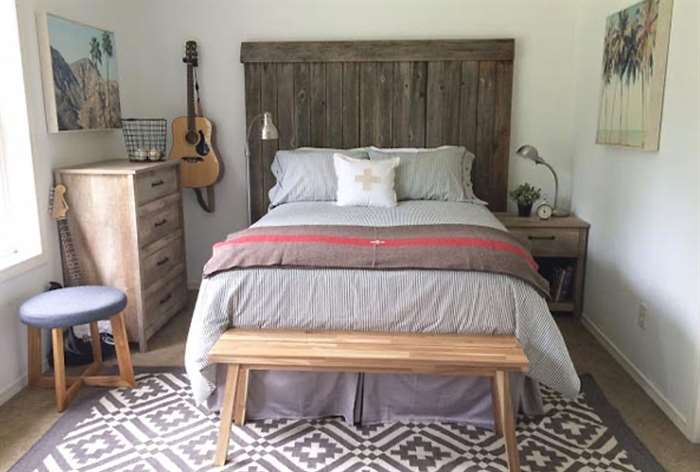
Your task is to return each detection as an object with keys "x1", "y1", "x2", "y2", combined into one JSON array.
[
  {"x1": 101, "y1": 32, "x2": 114, "y2": 125},
  {"x1": 598, "y1": 0, "x2": 662, "y2": 147},
  {"x1": 89, "y1": 37, "x2": 102, "y2": 69}
]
